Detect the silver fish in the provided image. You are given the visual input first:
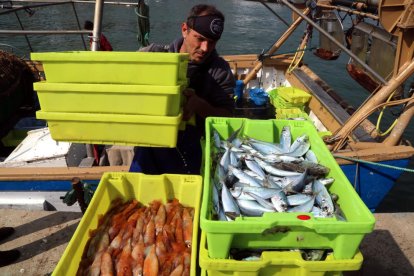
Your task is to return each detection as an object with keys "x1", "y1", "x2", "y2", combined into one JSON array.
[
  {"x1": 279, "y1": 125, "x2": 291, "y2": 154},
  {"x1": 286, "y1": 134, "x2": 310, "y2": 157},
  {"x1": 237, "y1": 199, "x2": 274, "y2": 217},
  {"x1": 220, "y1": 147, "x2": 231, "y2": 172},
  {"x1": 221, "y1": 181, "x2": 241, "y2": 220},
  {"x1": 230, "y1": 186, "x2": 283, "y2": 200},
  {"x1": 254, "y1": 157, "x2": 301, "y2": 177},
  {"x1": 245, "y1": 158, "x2": 266, "y2": 179},
  {"x1": 247, "y1": 138, "x2": 284, "y2": 155},
  {"x1": 228, "y1": 165, "x2": 262, "y2": 187},
  {"x1": 312, "y1": 179, "x2": 334, "y2": 216},
  {"x1": 288, "y1": 196, "x2": 315, "y2": 213},
  {"x1": 305, "y1": 149, "x2": 318, "y2": 163},
  {"x1": 212, "y1": 179, "x2": 221, "y2": 215},
  {"x1": 245, "y1": 192, "x2": 276, "y2": 210},
  {"x1": 213, "y1": 130, "x2": 221, "y2": 149},
  {"x1": 270, "y1": 190, "x2": 288, "y2": 212},
  {"x1": 284, "y1": 169, "x2": 308, "y2": 193},
  {"x1": 287, "y1": 194, "x2": 314, "y2": 206}
]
